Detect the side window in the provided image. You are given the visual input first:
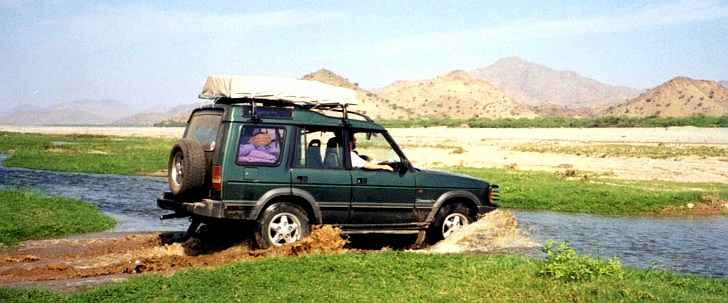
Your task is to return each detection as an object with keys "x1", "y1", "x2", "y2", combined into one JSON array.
[
  {"x1": 185, "y1": 112, "x2": 222, "y2": 150},
  {"x1": 295, "y1": 127, "x2": 343, "y2": 169},
  {"x1": 237, "y1": 126, "x2": 286, "y2": 166},
  {"x1": 351, "y1": 131, "x2": 402, "y2": 167}
]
